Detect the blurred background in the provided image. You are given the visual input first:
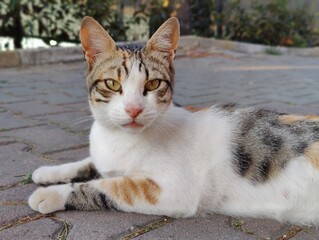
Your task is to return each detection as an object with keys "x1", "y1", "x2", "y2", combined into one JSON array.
[{"x1": 0, "y1": 0, "x2": 318, "y2": 51}]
